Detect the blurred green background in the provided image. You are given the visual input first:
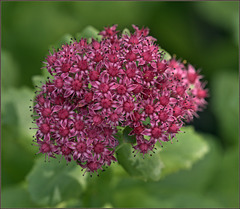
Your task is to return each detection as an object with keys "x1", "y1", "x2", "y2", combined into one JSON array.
[{"x1": 1, "y1": 1, "x2": 239, "y2": 208}]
